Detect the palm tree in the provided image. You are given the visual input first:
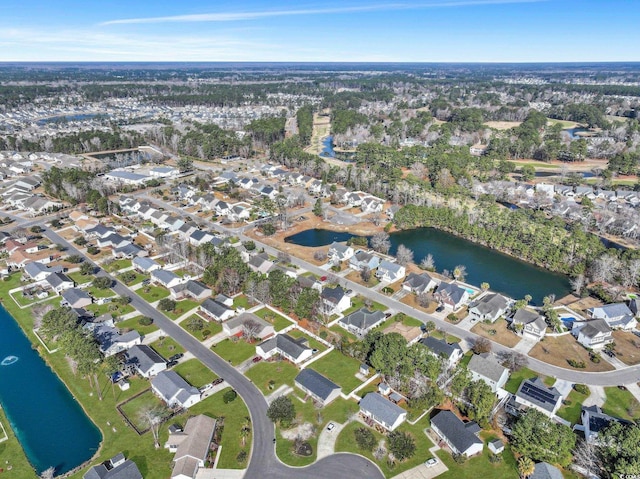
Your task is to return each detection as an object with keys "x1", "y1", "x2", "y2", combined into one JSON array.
[
  {"x1": 240, "y1": 416, "x2": 252, "y2": 447},
  {"x1": 424, "y1": 321, "x2": 436, "y2": 337},
  {"x1": 481, "y1": 282, "x2": 490, "y2": 293},
  {"x1": 517, "y1": 457, "x2": 535, "y2": 478}
]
